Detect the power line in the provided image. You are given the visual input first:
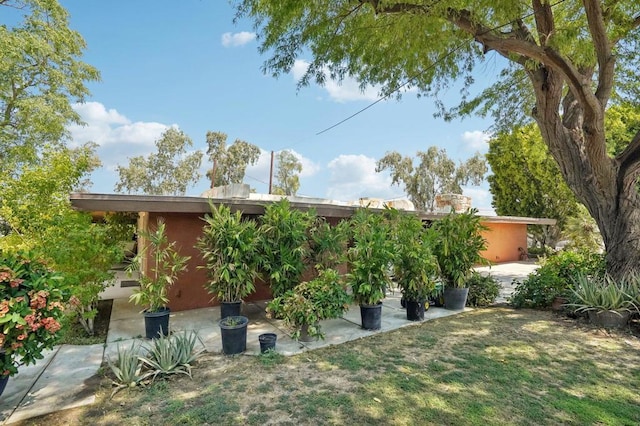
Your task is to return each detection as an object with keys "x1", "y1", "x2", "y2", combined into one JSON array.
[{"x1": 313, "y1": 0, "x2": 567, "y2": 136}]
